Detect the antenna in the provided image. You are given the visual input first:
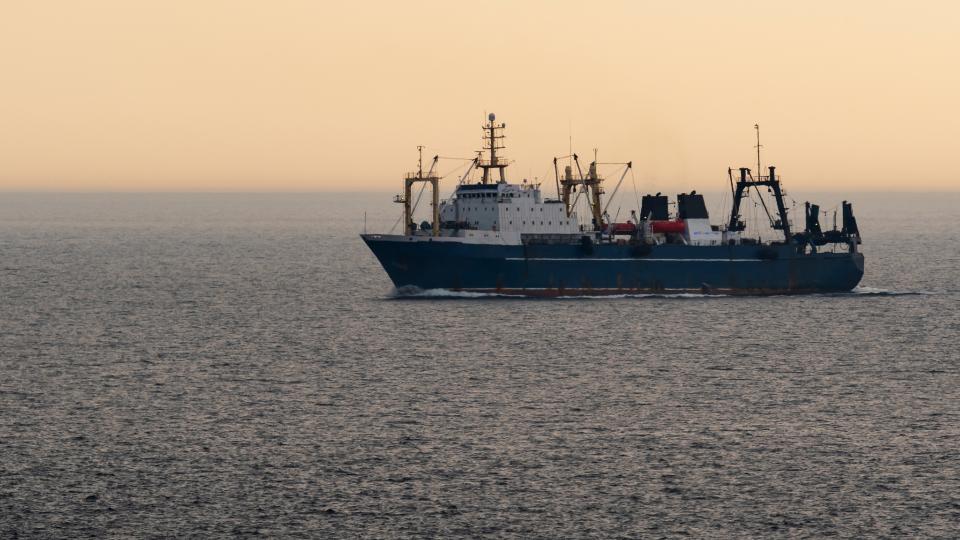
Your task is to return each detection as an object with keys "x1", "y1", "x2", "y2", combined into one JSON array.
[
  {"x1": 417, "y1": 145, "x2": 424, "y2": 178},
  {"x1": 754, "y1": 124, "x2": 762, "y2": 179}
]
